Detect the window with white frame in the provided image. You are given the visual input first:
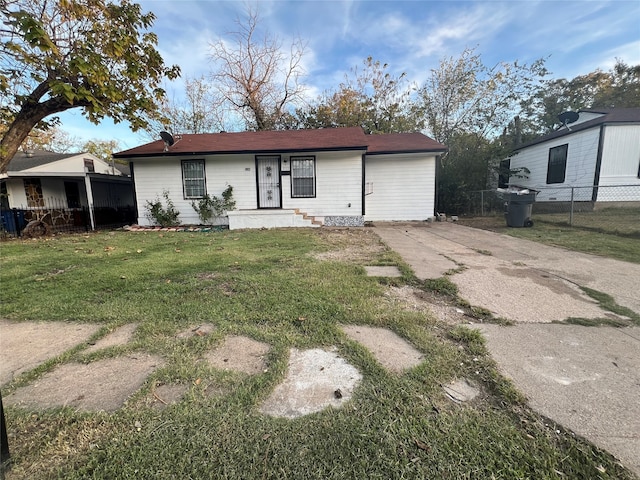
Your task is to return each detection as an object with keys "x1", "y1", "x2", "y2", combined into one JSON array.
[
  {"x1": 291, "y1": 156, "x2": 316, "y2": 198},
  {"x1": 547, "y1": 144, "x2": 568, "y2": 184},
  {"x1": 182, "y1": 160, "x2": 206, "y2": 198}
]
